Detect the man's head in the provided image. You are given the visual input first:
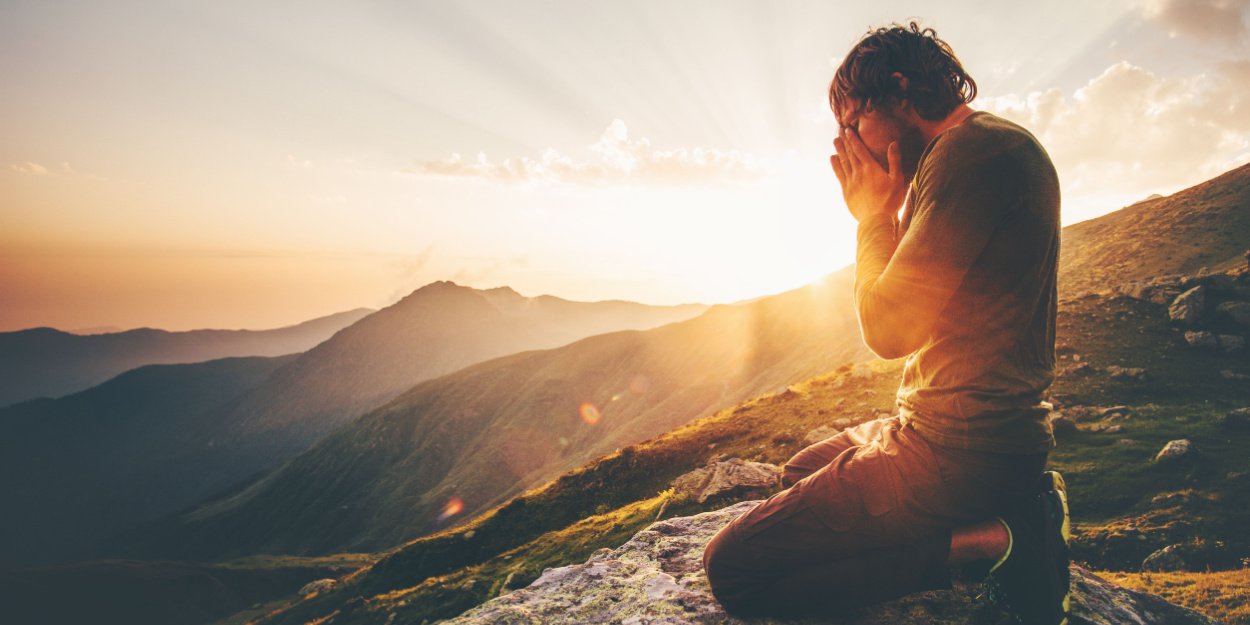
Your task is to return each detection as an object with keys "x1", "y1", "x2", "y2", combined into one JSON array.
[{"x1": 829, "y1": 22, "x2": 977, "y2": 179}]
